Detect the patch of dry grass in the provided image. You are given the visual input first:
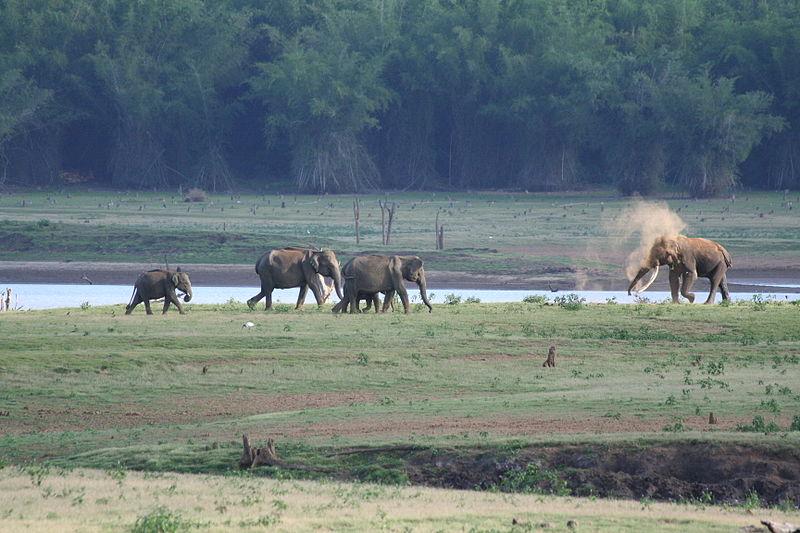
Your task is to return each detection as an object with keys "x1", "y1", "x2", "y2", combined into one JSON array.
[{"x1": 1, "y1": 467, "x2": 796, "y2": 532}]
